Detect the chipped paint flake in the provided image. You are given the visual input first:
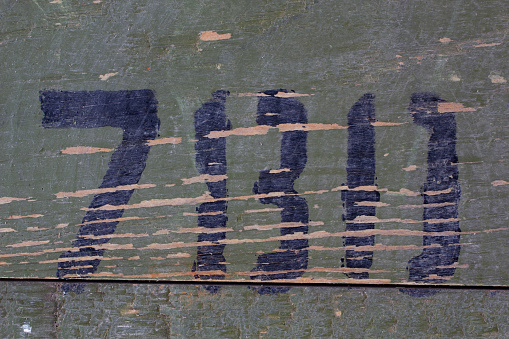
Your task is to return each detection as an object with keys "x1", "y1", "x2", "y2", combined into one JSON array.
[
  {"x1": 7, "y1": 240, "x2": 50, "y2": 248},
  {"x1": 489, "y1": 74, "x2": 507, "y2": 83},
  {"x1": 437, "y1": 102, "x2": 476, "y2": 113},
  {"x1": 181, "y1": 174, "x2": 227, "y2": 185},
  {"x1": 7, "y1": 214, "x2": 44, "y2": 220},
  {"x1": 56, "y1": 184, "x2": 155, "y2": 198},
  {"x1": 473, "y1": 42, "x2": 502, "y2": 48},
  {"x1": 200, "y1": 31, "x2": 231, "y2": 41},
  {"x1": 146, "y1": 137, "x2": 182, "y2": 146},
  {"x1": 61, "y1": 146, "x2": 113, "y2": 155},
  {"x1": 402, "y1": 165, "x2": 419, "y2": 171},
  {"x1": 0, "y1": 197, "x2": 29, "y2": 205},
  {"x1": 492, "y1": 180, "x2": 509, "y2": 186},
  {"x1": 99, "y1": 72, "x2": 118, "y2": 81}
]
